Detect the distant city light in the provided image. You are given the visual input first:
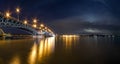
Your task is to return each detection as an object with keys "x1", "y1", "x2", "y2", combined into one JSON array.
[{"x1": 62, "y1": 35, "x2": 79, "y2": 37}]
